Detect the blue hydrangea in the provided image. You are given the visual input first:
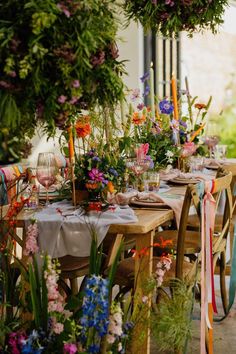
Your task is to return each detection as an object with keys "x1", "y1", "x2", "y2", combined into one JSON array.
[{"x1": 159, "y1": 100, "x2": 174, "y2": 115}]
